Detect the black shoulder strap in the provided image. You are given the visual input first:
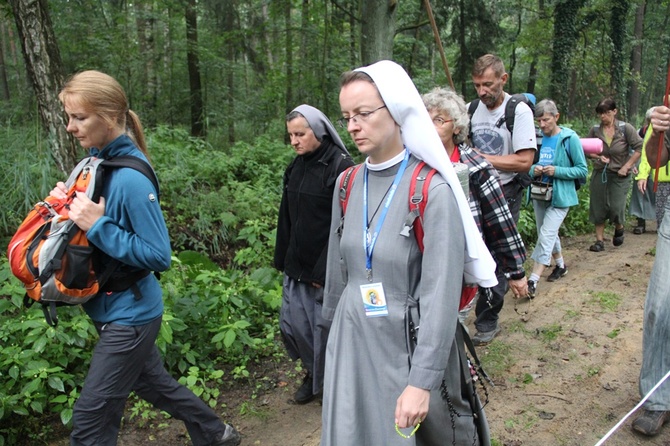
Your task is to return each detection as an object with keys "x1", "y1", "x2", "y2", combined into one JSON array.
[
  {"x1": 467, "y1": 99, "x2": 480, "y2": 141},
  {"x1": 100, "y1": 156, "x2": 160, "y2": 199},
  {"x1": 467, "y1": 99, "x2": 479, "y2": 119},
  {"x1": 504, "y1": 93, "x2": 533, "y2": 134}
]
